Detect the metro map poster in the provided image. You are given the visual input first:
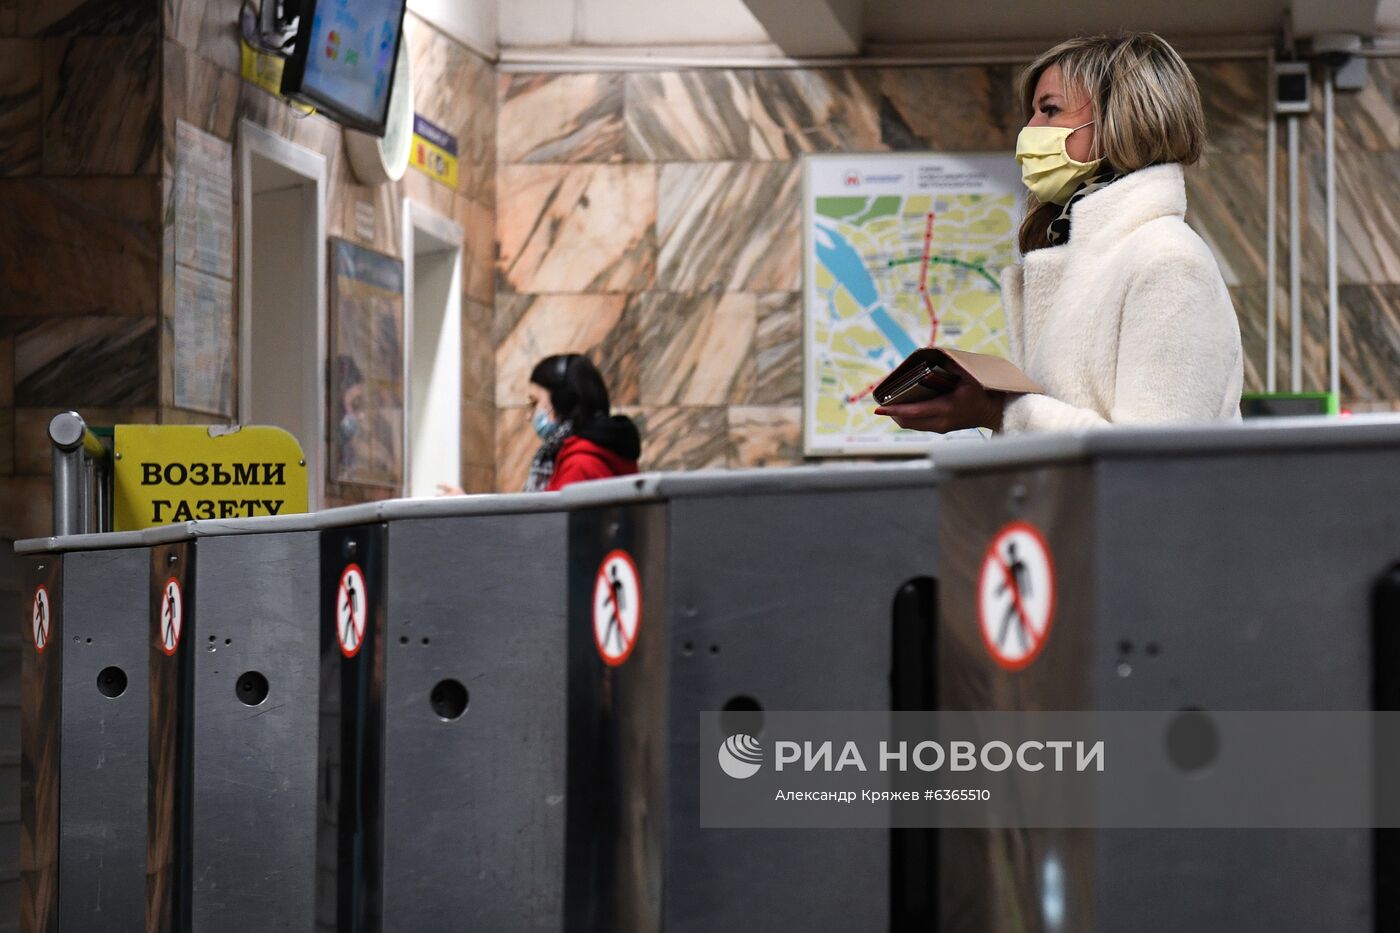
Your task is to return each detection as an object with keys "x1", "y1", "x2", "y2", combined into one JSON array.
[{"x1": 803, "y1": 153, "x2": 1023, "y2": 455}]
